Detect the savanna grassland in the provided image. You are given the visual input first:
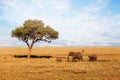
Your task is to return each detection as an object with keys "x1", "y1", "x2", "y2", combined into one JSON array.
[{"x1": 0, "y1": 47, "x2": 120, "y2": 80}]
